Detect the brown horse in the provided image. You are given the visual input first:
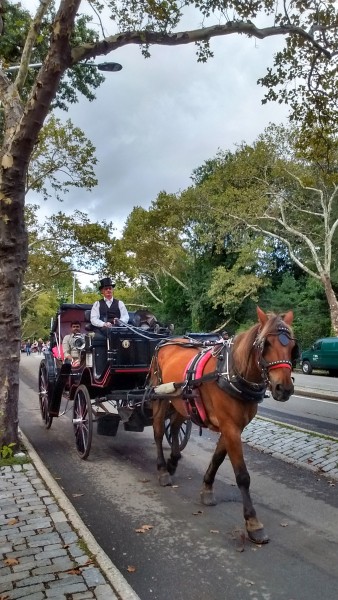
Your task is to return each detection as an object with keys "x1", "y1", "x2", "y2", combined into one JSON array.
[{"x1": 149, "y1": 307, "x2": 298, "y2": 544}]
